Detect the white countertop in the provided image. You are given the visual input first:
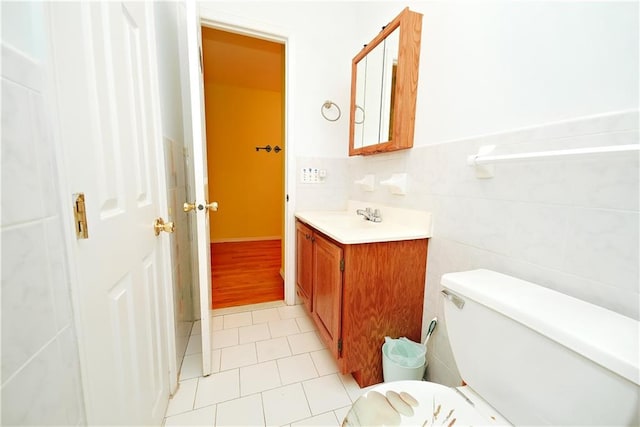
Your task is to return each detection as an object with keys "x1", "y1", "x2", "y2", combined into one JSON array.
[{"x1": 295, "y1": 201, "x2": 432, "y2": 244}]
